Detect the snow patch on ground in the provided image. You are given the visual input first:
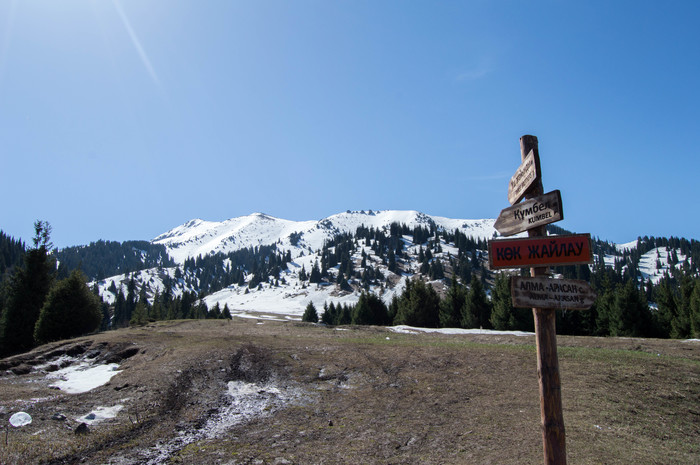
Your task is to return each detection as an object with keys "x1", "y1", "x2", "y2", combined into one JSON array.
[
  {"x1": 77, "y1": 404, "x2": 125, "y2": 424},
  {"x1": 390, "y1": 325, "x2": 534, "y2": 337},
  {"x1": 47, "y1": 362, "x2": 122, "y2": 394},
  {"x1": 138, "y1": 380, "x2": 305, "y2": 465}
]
